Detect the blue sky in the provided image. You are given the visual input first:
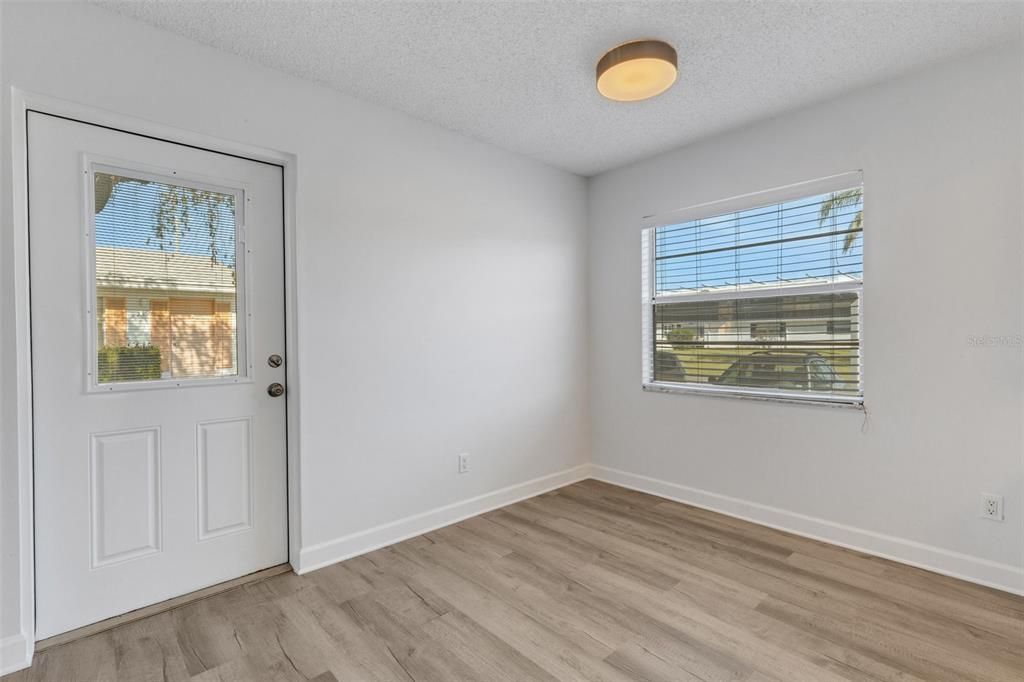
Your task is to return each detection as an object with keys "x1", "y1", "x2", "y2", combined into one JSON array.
[
  {"x1": 95, "y1": 176, "x2": 236, "y2": 267},
  {"x1": 654, "y1": 189, "x2": 863, "y2": 294}
]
